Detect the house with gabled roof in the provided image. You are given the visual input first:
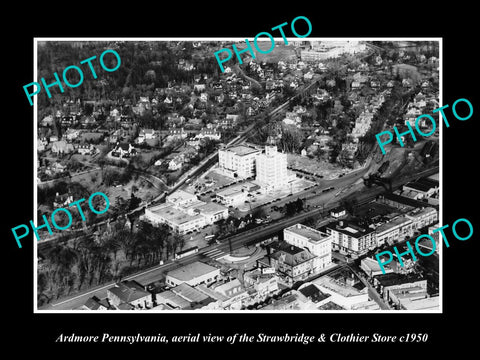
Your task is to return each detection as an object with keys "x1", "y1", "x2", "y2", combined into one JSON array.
[
  {"x1": 111, "y1": 142, "x2": 137, "y2": 158},
  {"x1": 107, "y1": 280, "x2": 153, "y2": 309}
]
